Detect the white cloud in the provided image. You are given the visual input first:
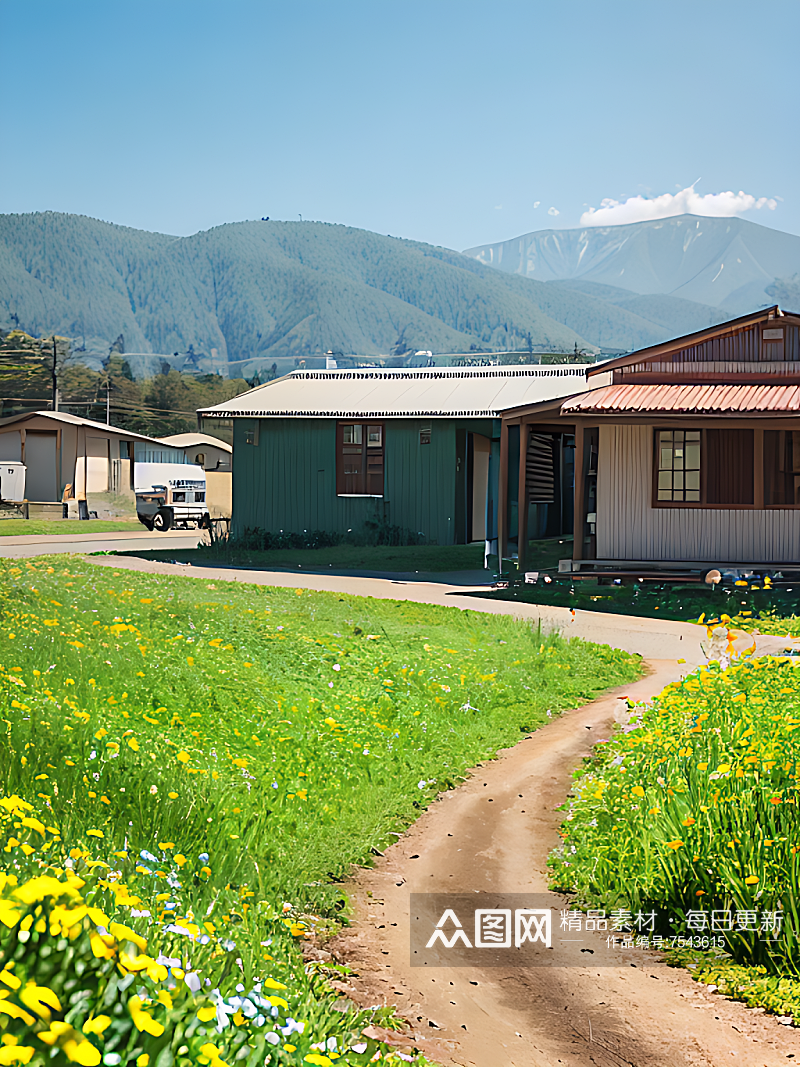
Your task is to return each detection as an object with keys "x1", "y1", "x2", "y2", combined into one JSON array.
[
  {"x1": 579, "y1": 185, "x2": 778, "y2": 227},
  {"x1": 533, "y1": 201, "x2": 540, "y2": 208},
  {"x1": 547, "y1": 206, "x2": 559, "y2": 216}
]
